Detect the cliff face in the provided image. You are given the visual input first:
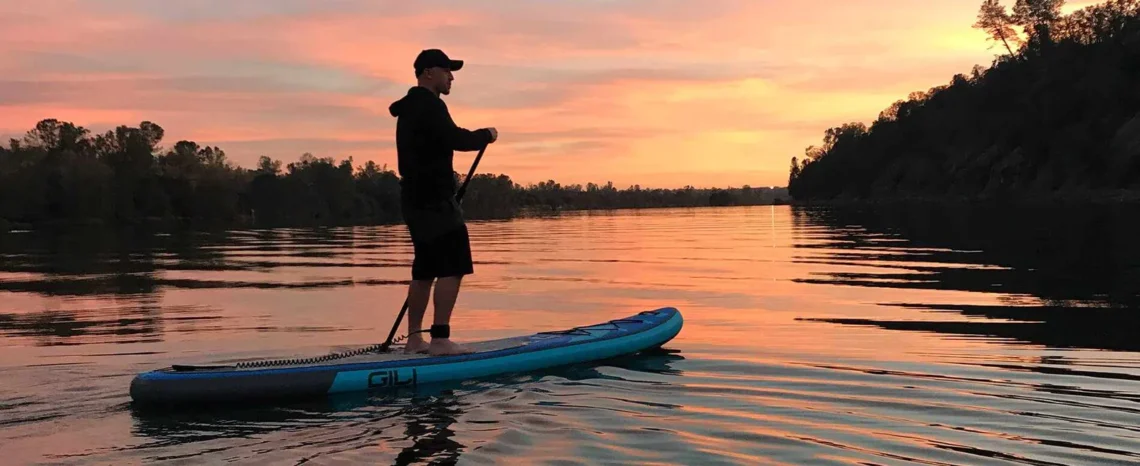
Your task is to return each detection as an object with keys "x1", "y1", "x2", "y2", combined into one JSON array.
[{"x1": 788, "y1": 1, "x2": 1140, "y2": 202}]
